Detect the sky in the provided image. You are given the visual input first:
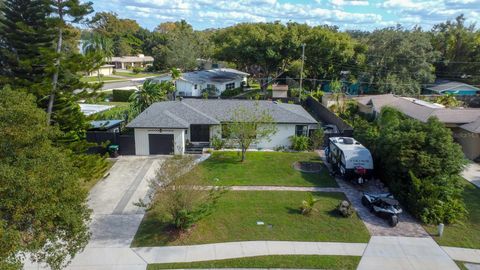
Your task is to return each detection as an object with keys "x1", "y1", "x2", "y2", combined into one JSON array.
[{"x1": 88, "y1": 0, "x2": 480, "y2": 31}]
